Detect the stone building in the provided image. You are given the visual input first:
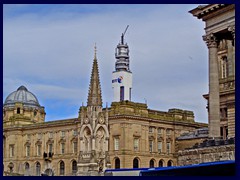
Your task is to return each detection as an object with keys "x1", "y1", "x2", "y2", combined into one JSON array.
[
  {"x1": 177, "y1": 4, "x2": 235, "y2": 166},
  {"x1": 3, "y1": 50, "x2": 206, "y2": 175}
]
